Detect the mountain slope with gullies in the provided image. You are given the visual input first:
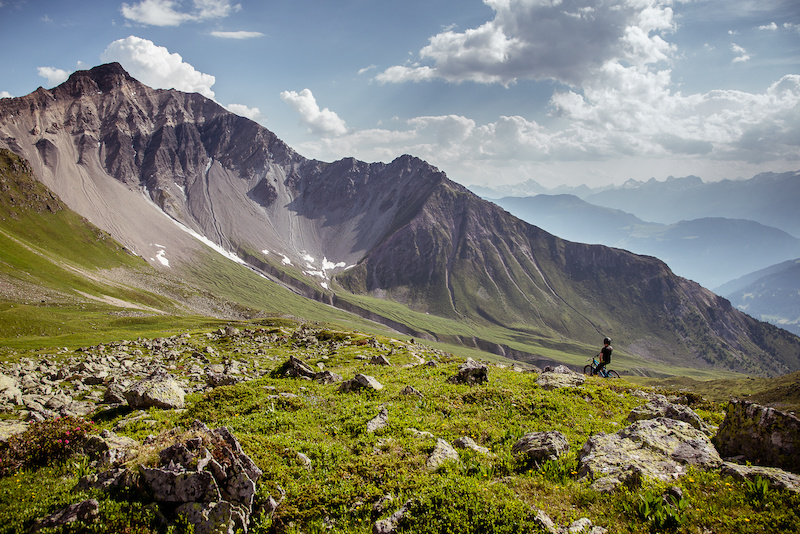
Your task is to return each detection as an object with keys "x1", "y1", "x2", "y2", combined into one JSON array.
[{"x1": 1, "y1": 63, "x2": 799, "y2": 376}]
